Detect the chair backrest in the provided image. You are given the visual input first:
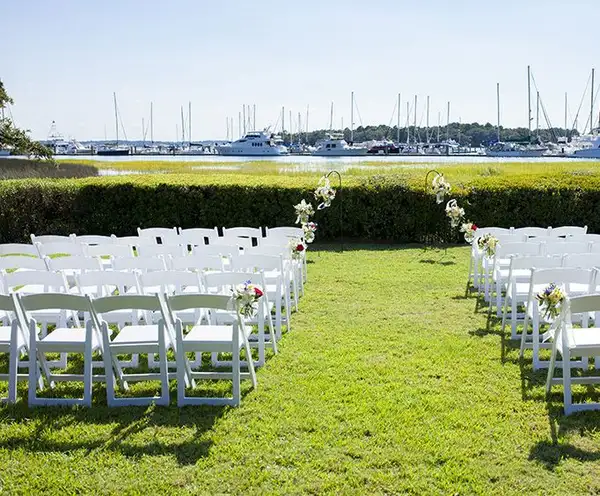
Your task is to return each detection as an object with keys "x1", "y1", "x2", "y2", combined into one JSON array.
[
  {"x1": 138, "y1": 270, "x2": 201, "y2": 295},
  {"x1": 166, "y1": 293, "x2": 233, "y2": 312},
  {"x1": 568, "y1": 234, "x2": 600, "y2": 244},
  {"x1": 76, "y1": 270, "x2": 141, "y2": 297},
  {"x1": 543, "y1": 241, "x2": 590, "y2": 256},
  {"x1": 221, "y1": 227, "x2": 262, "y2": 239},
  {"x1": 211, "y1": 238, "x2": 253, "y2": 250},
  {"x1": 0, "y1": 256, "x2": 48, "y2": 272},
  {"x1": 35, "y1": 242, "x2": 87, "y2": 258},
  {"x1": 45, "y1": 255, "x2": 103, "y2": 273},
  {"x1": 550, "y1": 226, "x2": 588, "y2": 238},
  {"x1": 474, "y1": 227, "x2": 512, "y2": 238},
  {"x1": 529, "y1": 267, "x2": 595, "y2": 293},
  {"x1": 567, "y1": 294, "x2": 600, "y2": 315},
  {"x1": 245, "y1": 245, "x2": 292, "y2": 259},
  {"x1": 202, "y1": 271, "x2": 267, "y2": 295},
  {"x1": 489, "y1": 234, "x2": 527, "y2": 245},
  {"x1": 137, "y1": 244, "x2": 186, "y2": 258},
  {"x1": 86, "y1": 244, "x2": 135, "y2": 258},
  {"x1": 112, "y1": 256, "x2": 167, "y2": 273},
  {"x1": 230, "y1": 253, "x2": 284, "y2": 273},
  {"x1": 170, "y1": 254, "x2": 225, "y2": 272},
  {"x1": 137, "y1": 227, "x2": 180, "y2": 245},
  {"x1": 0, "y1": 294, "x2": 16, "y2": 313},
  {"x1": 73, "y1": 235, "x2": 115, "y2": 246},
  {"x1": 178, "y1": 227, "x2": 219, "y2": 246},
  {"x1": 91, "y1": 293, "x2": 167, "y2": 314},
  {"x1": 562, "y1": 253, "x2": 600, "y2": 269},
  {"x1": 110, "y1": 235, "x2": 144, "y2": 249},
  {"x1": 4, "y1": 270, "x2": 69, "y2": 293},
  {"x1": 191, "y1": 245, "x2": 234, "y2": 258},
  {"x1": 30, "y1": 234, "x2": 75, "y2": 244},
  {"x1": 509, "y1": 255, "x2": 563, "y2": 272},
  {"x1": 513, "y1": 227, "x2": 552, "y2": 238},
  {"x1": 265, "y1": 226, "x2": 303, "y2": 239},
  {"x1": 495, "y1": 242, "x2": 542, "y2": 259},
  {"x1": 0, "y1": 244, "x2": 40, "y2": 257},
  {"x1": 17, "y1": 292, "x2": 94, "y2": 313}
]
